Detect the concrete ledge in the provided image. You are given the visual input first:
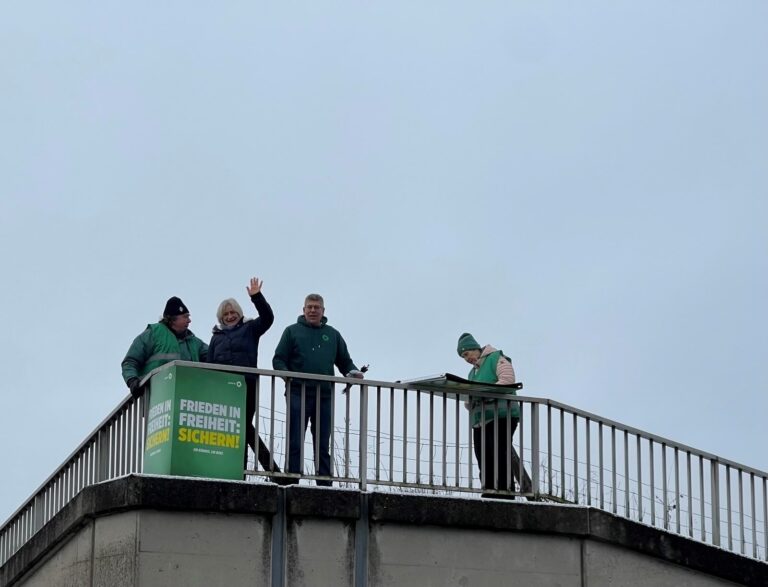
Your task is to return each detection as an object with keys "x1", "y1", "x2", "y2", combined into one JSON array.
[
  {"x1": 286, "y1": 486, "x2": 360, "y2": 520},
  {"x1": 369, "y1": 492, "x2": 768, "y2": 586},
  {"x1": 588, "y1": 508, "x2": 768, "y2": 586},
  {"x1": 3, "y1": 479, "x2": 767, "y2": 587},
  {"x1": 0, "y1": 475, "x2": 278, "y2": 587},
  {"x1": 369, "y1": 492, "x2": 588, "y2": 534}
]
